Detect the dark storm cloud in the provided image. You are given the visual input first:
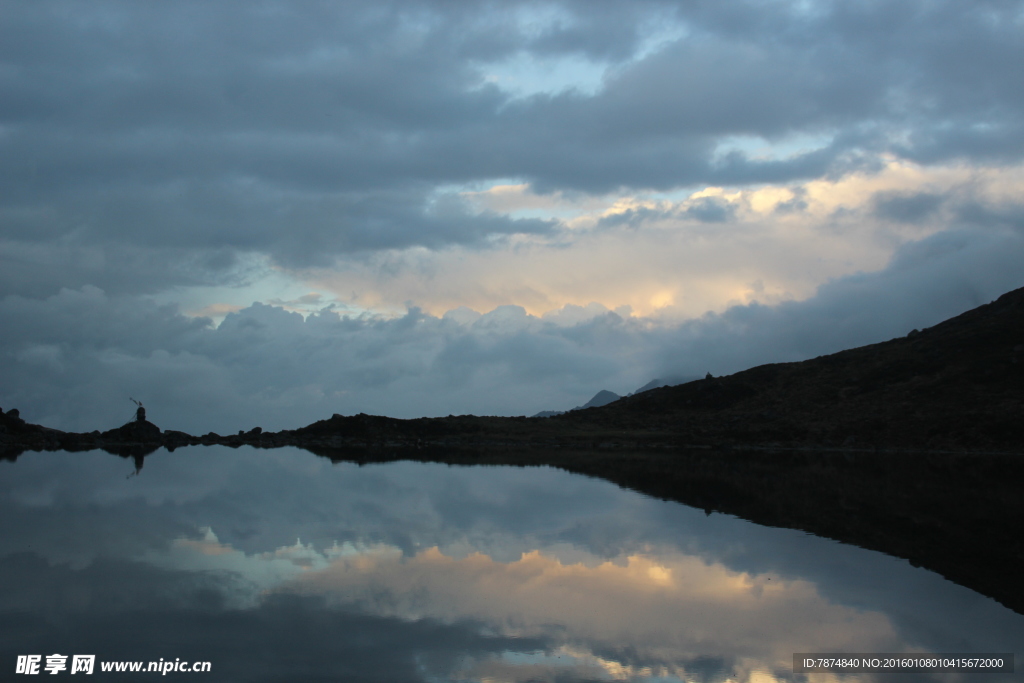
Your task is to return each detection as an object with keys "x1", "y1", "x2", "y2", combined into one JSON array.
[
  {"x1": 955, "y1": 199, "x2": 1024, "y2": 231},
  {"x1": 595, "y1": 205, "x2": 670, "y2": 228},
  {"x1": 683, "y1": 196, "x2": 735, "y2": 223},
  {"x1": 872, "y1": 191, "x2": 944, "y2": 223},
  {"x1": 596, "y1": 194, "x2": 735, "y2": 228},
  {"x1": 2, "y1": 0, "x2": 1023, "y2": 291},
  {"x1": 0, "y1": 243, "x2": 249, "y2": 299}
]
